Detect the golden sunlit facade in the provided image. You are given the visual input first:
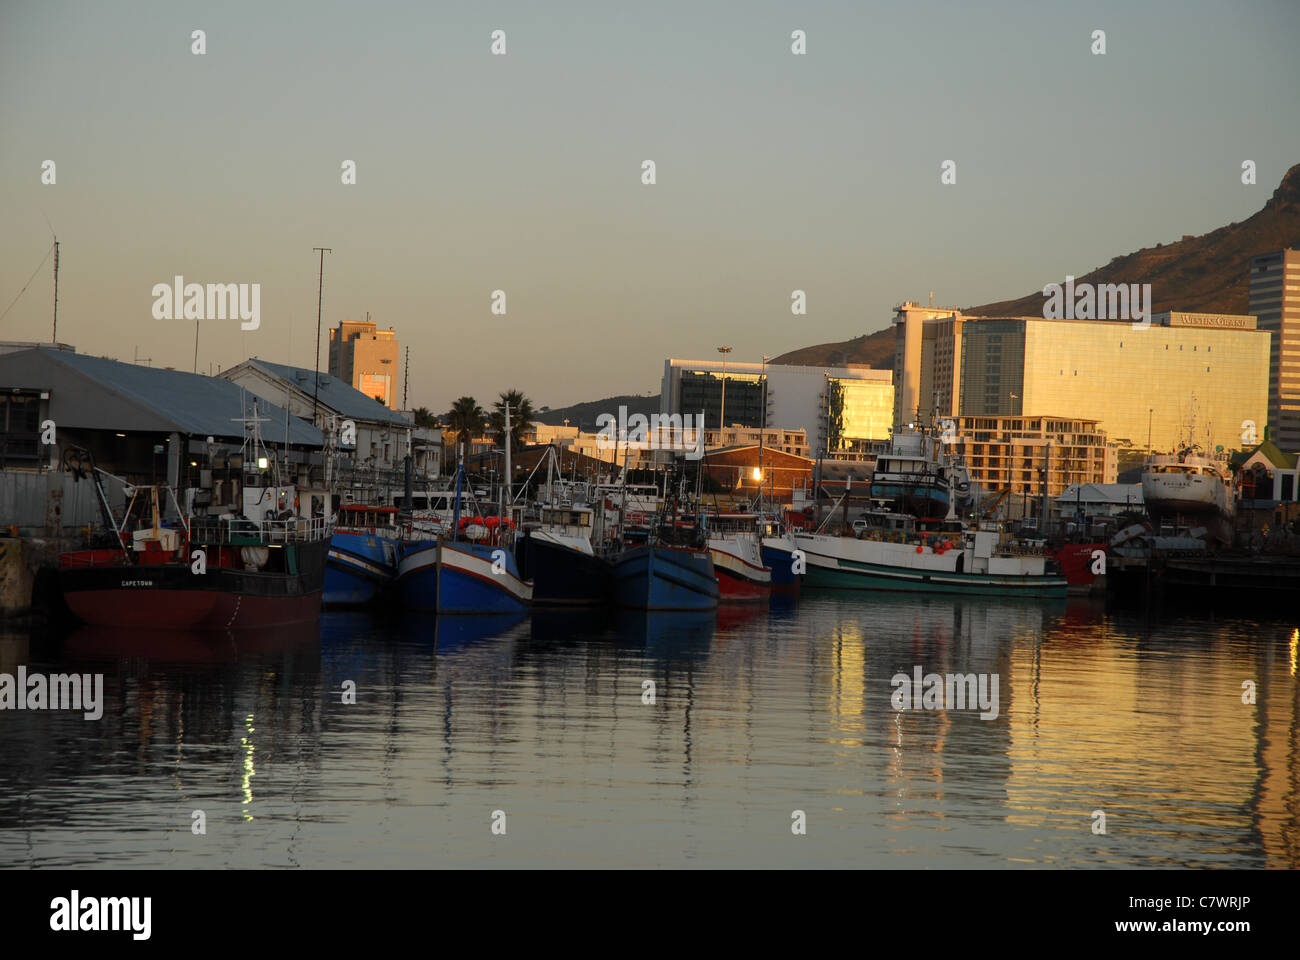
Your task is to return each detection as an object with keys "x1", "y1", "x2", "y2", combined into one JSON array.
[
  {"x1": 958, "y1": 314, "x2": 1270, "y2": 454},
  {"x1": 824, "y1": 377, "x2": 894, "y2": 453},
  {"x1": 329, "y1": 315, "x2": 400, "y2": 409}
]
